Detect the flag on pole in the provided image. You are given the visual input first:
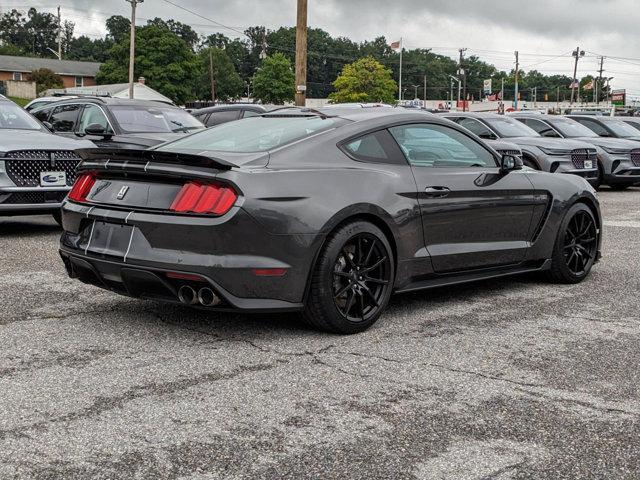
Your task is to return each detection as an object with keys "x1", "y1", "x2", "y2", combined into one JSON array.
[
  {"x1": 569, "y1": 80, "x2": 580, "y2": 89},
  {"x1": 389, "y1": 40, "x2": 401, "y2": 50}
]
